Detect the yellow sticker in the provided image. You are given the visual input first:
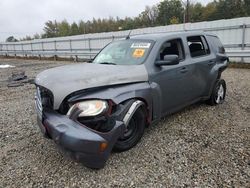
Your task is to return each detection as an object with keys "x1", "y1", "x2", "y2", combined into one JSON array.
[{"x1": 133, "y1": 49, "x2": 145, "y2": 58}]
